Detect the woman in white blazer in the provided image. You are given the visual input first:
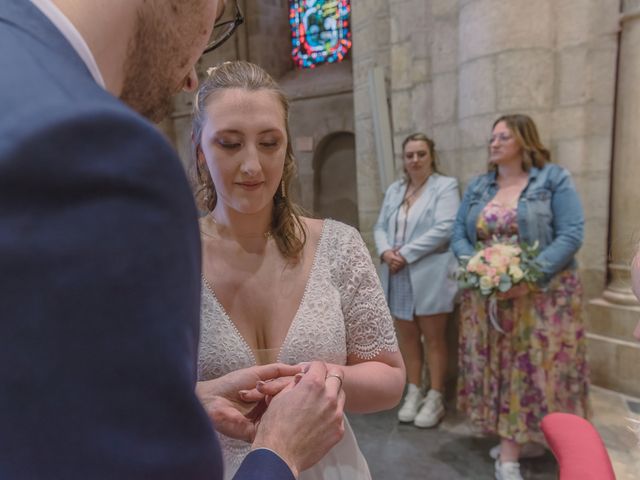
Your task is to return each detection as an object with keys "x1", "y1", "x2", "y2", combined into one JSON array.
[{"x1": 374, "y1": 133, "x2": 460, "y2": 428}]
